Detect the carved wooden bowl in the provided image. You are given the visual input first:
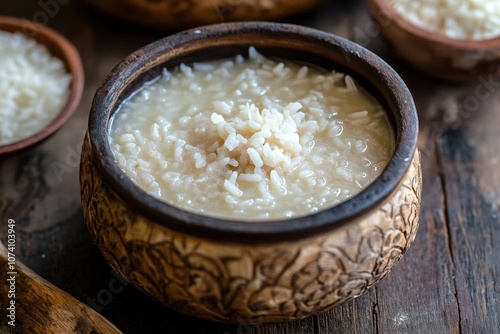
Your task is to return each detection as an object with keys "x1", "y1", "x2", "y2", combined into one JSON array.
[
  {"x1": 83, "y1": 0, "x2": 324, "y2": 30},
  {"x1": 80, "y1": 22, "x2": 421, "y2": 323},
  {"x1": 0, "y1": 16, "x2": 84, "y2": 156},
  {"x1": 367, "y1": 0, "x2": 500, "y2": 82}
]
